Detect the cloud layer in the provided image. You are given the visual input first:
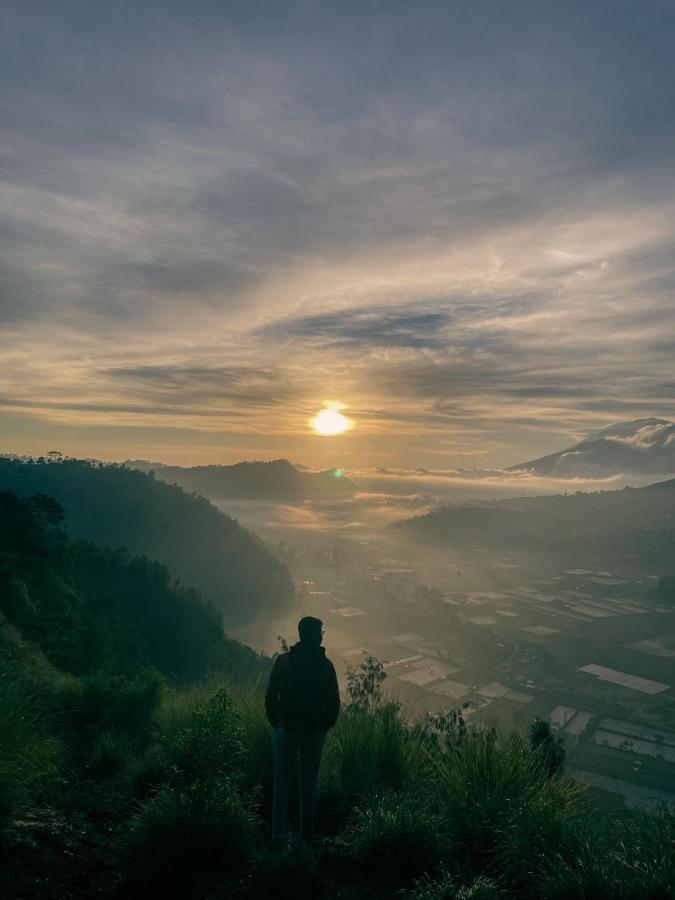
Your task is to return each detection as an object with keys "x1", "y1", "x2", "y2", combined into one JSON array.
[{"x1": 1, "y1": 1, "x2": 674, "y2": 468}]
